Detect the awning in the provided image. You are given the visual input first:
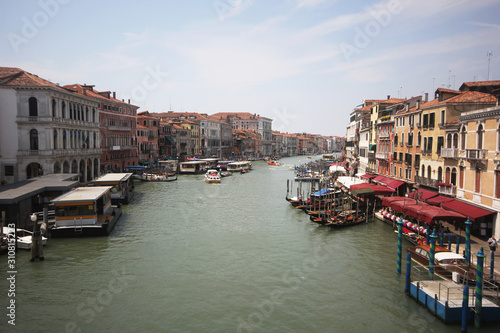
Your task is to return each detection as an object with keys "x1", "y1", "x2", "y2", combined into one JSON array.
[
  {"x1": 125, "y1": 165, "x2": 146, "y2": 170},
  {"x1": 381, "y1": 196, "x2": 407, "y2": 207},
  {"x1": 383, "y1": 179, "x2": 405, "y2": 190},
  {"x1": 425, "y1": 195, "x2": 455, "y2": 206},
  {"x1": 350, "y1": 183, "x2": 395, "y2": 196},
  {"x1": 369, "y1": 144, "x2": 377, "y2": 151},
  {"x1": 139, "y1": 161, "x2": 154, "y2": 164},
  {"x1": 341, "y1": 161, "x2": 348, "y2": 166},
  {"x1": 360, "y1": 174, "x2": 376, "y2": 180},
  {"x1": 372, "y1": 175, "x2": 386, "y2": 183},
  {"x1": 416, "y1": 206, "x2": 466, "y2": 224},
  {"x1": 441, "y1": 200, "x2": 495, "y2": 222},
  {"x1": 166, "y1": 136, "x2": 175, "y2": 142},
  {"x1": 408, "y1": 189, "x2": 438, "y2": 201}
]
